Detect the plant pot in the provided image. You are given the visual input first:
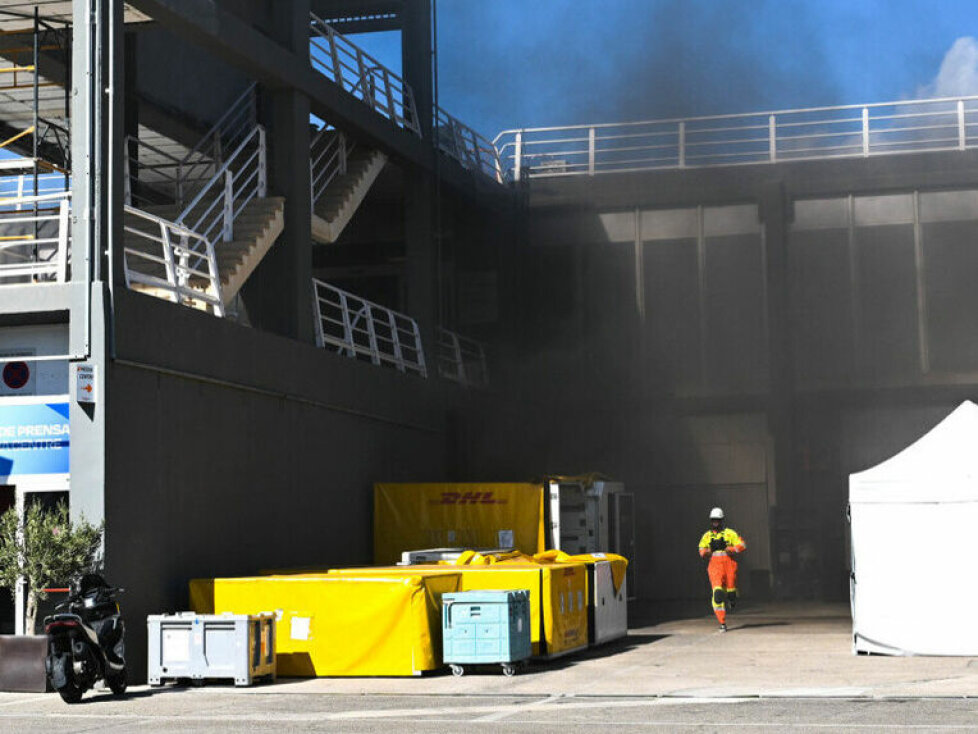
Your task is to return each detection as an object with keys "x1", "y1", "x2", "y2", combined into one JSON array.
[{"x1": 0, "y1": 635, "x2": 49, "y2": 692}]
